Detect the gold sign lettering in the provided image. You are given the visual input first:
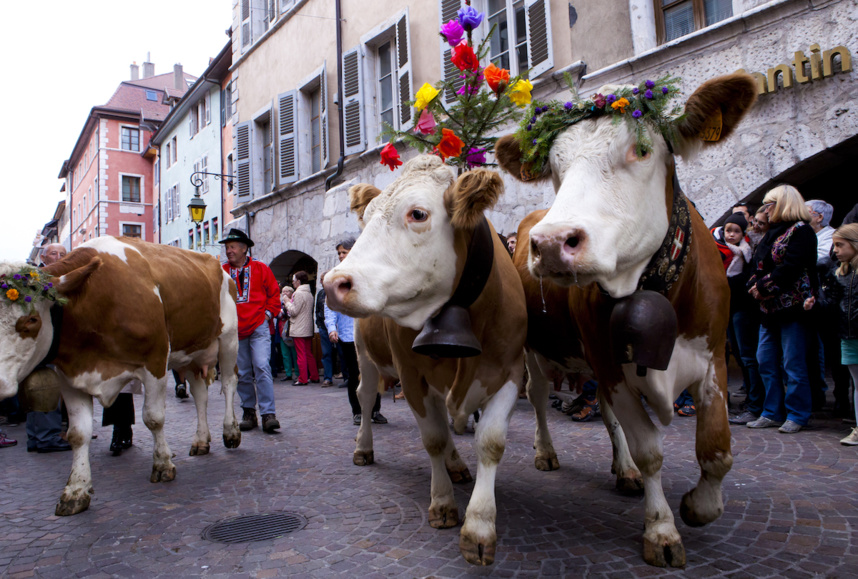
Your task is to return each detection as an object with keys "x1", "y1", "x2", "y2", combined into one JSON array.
[{"x1": 737, "y1": 43, "x2": 852, "y2": 96}]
